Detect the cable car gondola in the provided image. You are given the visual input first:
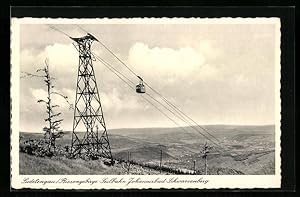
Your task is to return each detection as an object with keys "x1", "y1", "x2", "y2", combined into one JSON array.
[{"x1": 136, "y1": 76, "x2": 146, "y2": 94}]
